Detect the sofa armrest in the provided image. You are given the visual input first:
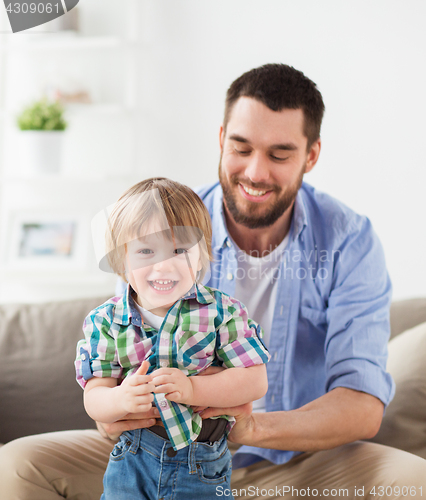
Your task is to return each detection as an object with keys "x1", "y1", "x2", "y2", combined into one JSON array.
[
  {"x1": 390, "y1": 298, "x2": 426, "y2": 340},
  {"x1": 370, "y1": 321, "x2": 426, "y2": 459}
]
